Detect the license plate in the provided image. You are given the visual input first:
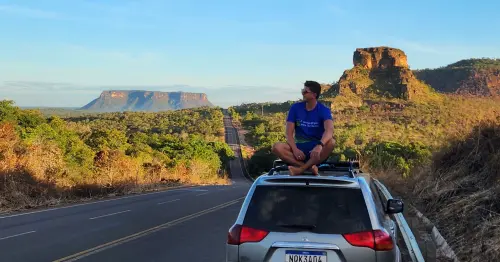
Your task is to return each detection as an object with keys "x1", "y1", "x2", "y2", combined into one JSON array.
[{"x1": 285, "y1": 250, "x2": 327, "y2": 262}]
